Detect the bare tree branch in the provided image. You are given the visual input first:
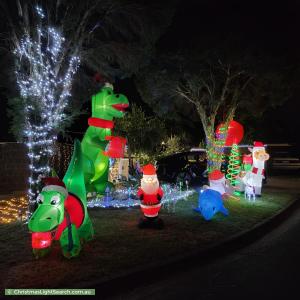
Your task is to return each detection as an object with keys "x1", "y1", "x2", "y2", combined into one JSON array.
[
  {"x1": 175, "y1": 60, "x2": 253, "y2": 170},
  {"x1": 0, "y1": 1, "x2": 20, "y2": 50},
  {"x1": 175, "y1": 86, "x2": 197, "y2": 105}
]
